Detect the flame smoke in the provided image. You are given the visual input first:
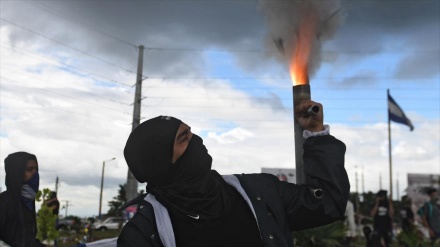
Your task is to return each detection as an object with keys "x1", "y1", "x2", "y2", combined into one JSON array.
[{"x1": 260, "y1": 0, "x2": 343, "y2": 85}]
